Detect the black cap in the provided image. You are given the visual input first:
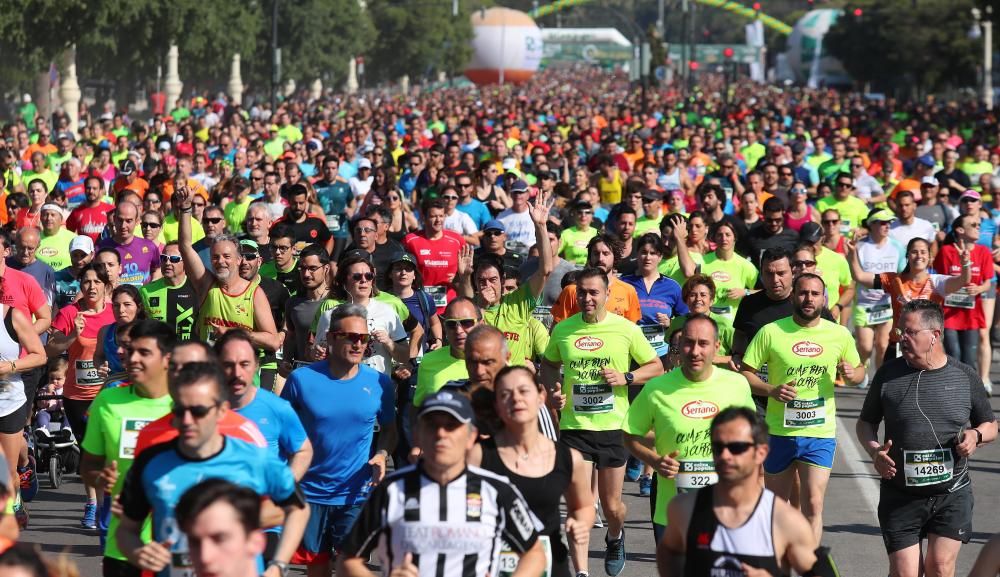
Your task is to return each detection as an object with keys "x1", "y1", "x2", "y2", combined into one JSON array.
[
  {"x1": 231, "y1": 175, "x2": 250, "y2": 190},
  {"x1": 800, "y1": 221, "x2": 823, "y2": 244},
  {"x1": 418, "y1": 390, "x2": 475, "y2": 425},
  {"x1": 119, "y1": 159, "x2": 137, "y2": 176},
  {"x1": 641, "y1": 188, "x2": 663, "y2": 201},
  {"x1": 570, "y1": 198, "x2": 592, "y2": 211},
  {"x1": 390, "y1": 252, "x2": 417, "y2": 266},
  {"x1": 341, "y1": 248, "x2": 372, "y2": 264}
]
